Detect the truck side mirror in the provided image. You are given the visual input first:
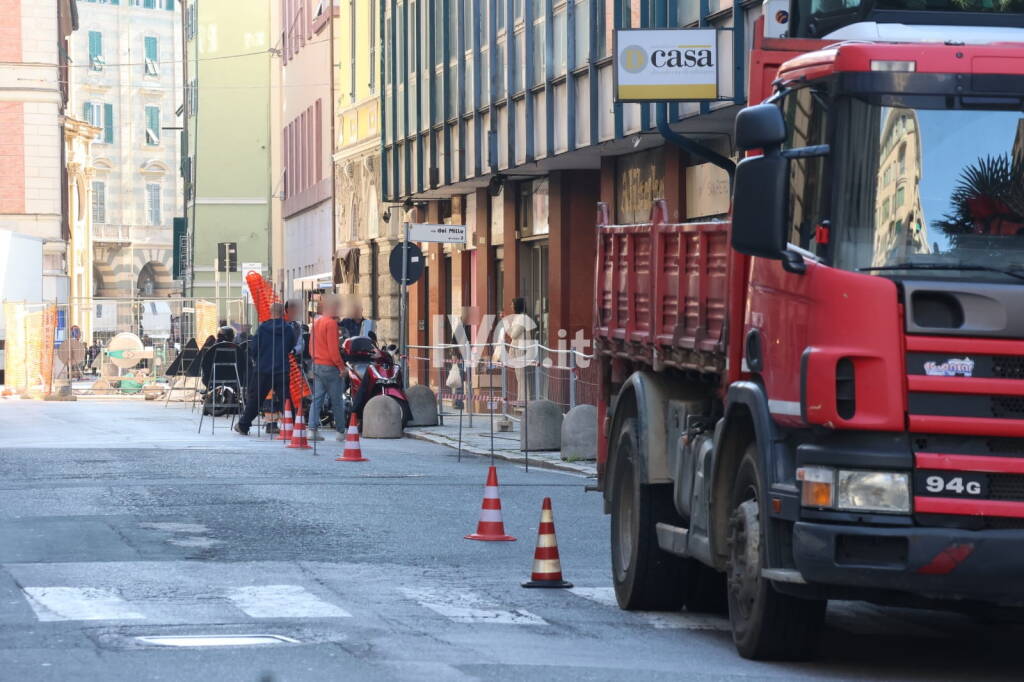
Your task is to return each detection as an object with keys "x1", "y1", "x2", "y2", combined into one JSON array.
[
  {"x1": 731, "y1": 155, "x2": 788, "y2": 260},
  {"x1": 735, "y1": 103, "x2": 786, "y2": 151}
]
